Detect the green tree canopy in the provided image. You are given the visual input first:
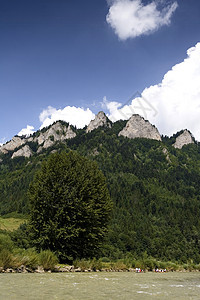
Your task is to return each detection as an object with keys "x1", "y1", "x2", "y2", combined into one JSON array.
[{"x1": 28, "y1": 151, "x2": 112, "y2": 261}]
